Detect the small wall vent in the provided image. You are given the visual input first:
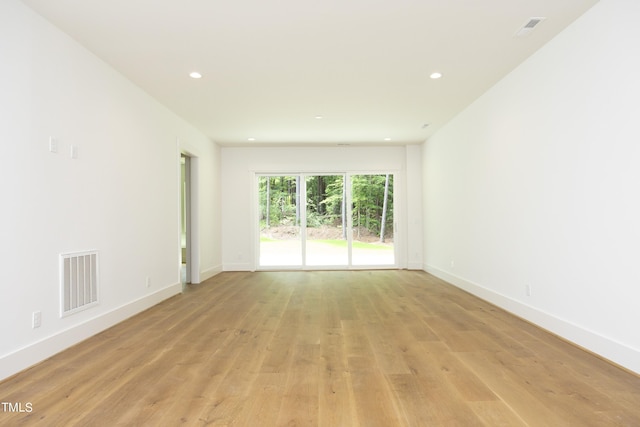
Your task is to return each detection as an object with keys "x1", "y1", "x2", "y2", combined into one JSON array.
[
  {"x1": 515, "y1": 17, "x2": 546, "y2": 37},
  {"x1": 60, "y1": 250, "x2": 99, "y2": 317}
]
